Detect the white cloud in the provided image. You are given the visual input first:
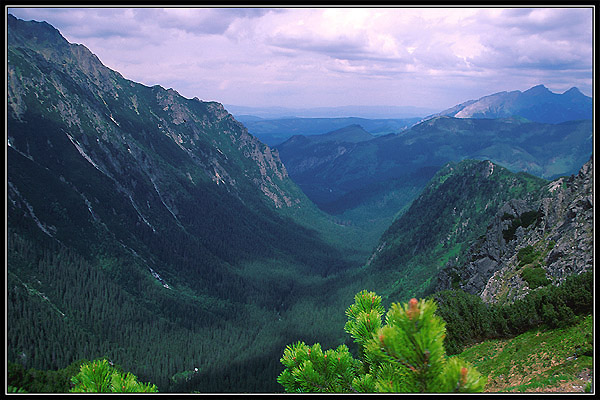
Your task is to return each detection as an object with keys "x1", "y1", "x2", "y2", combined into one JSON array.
[{"x1": 7, "y1": 6, "x2": 593, "y2": 109}]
